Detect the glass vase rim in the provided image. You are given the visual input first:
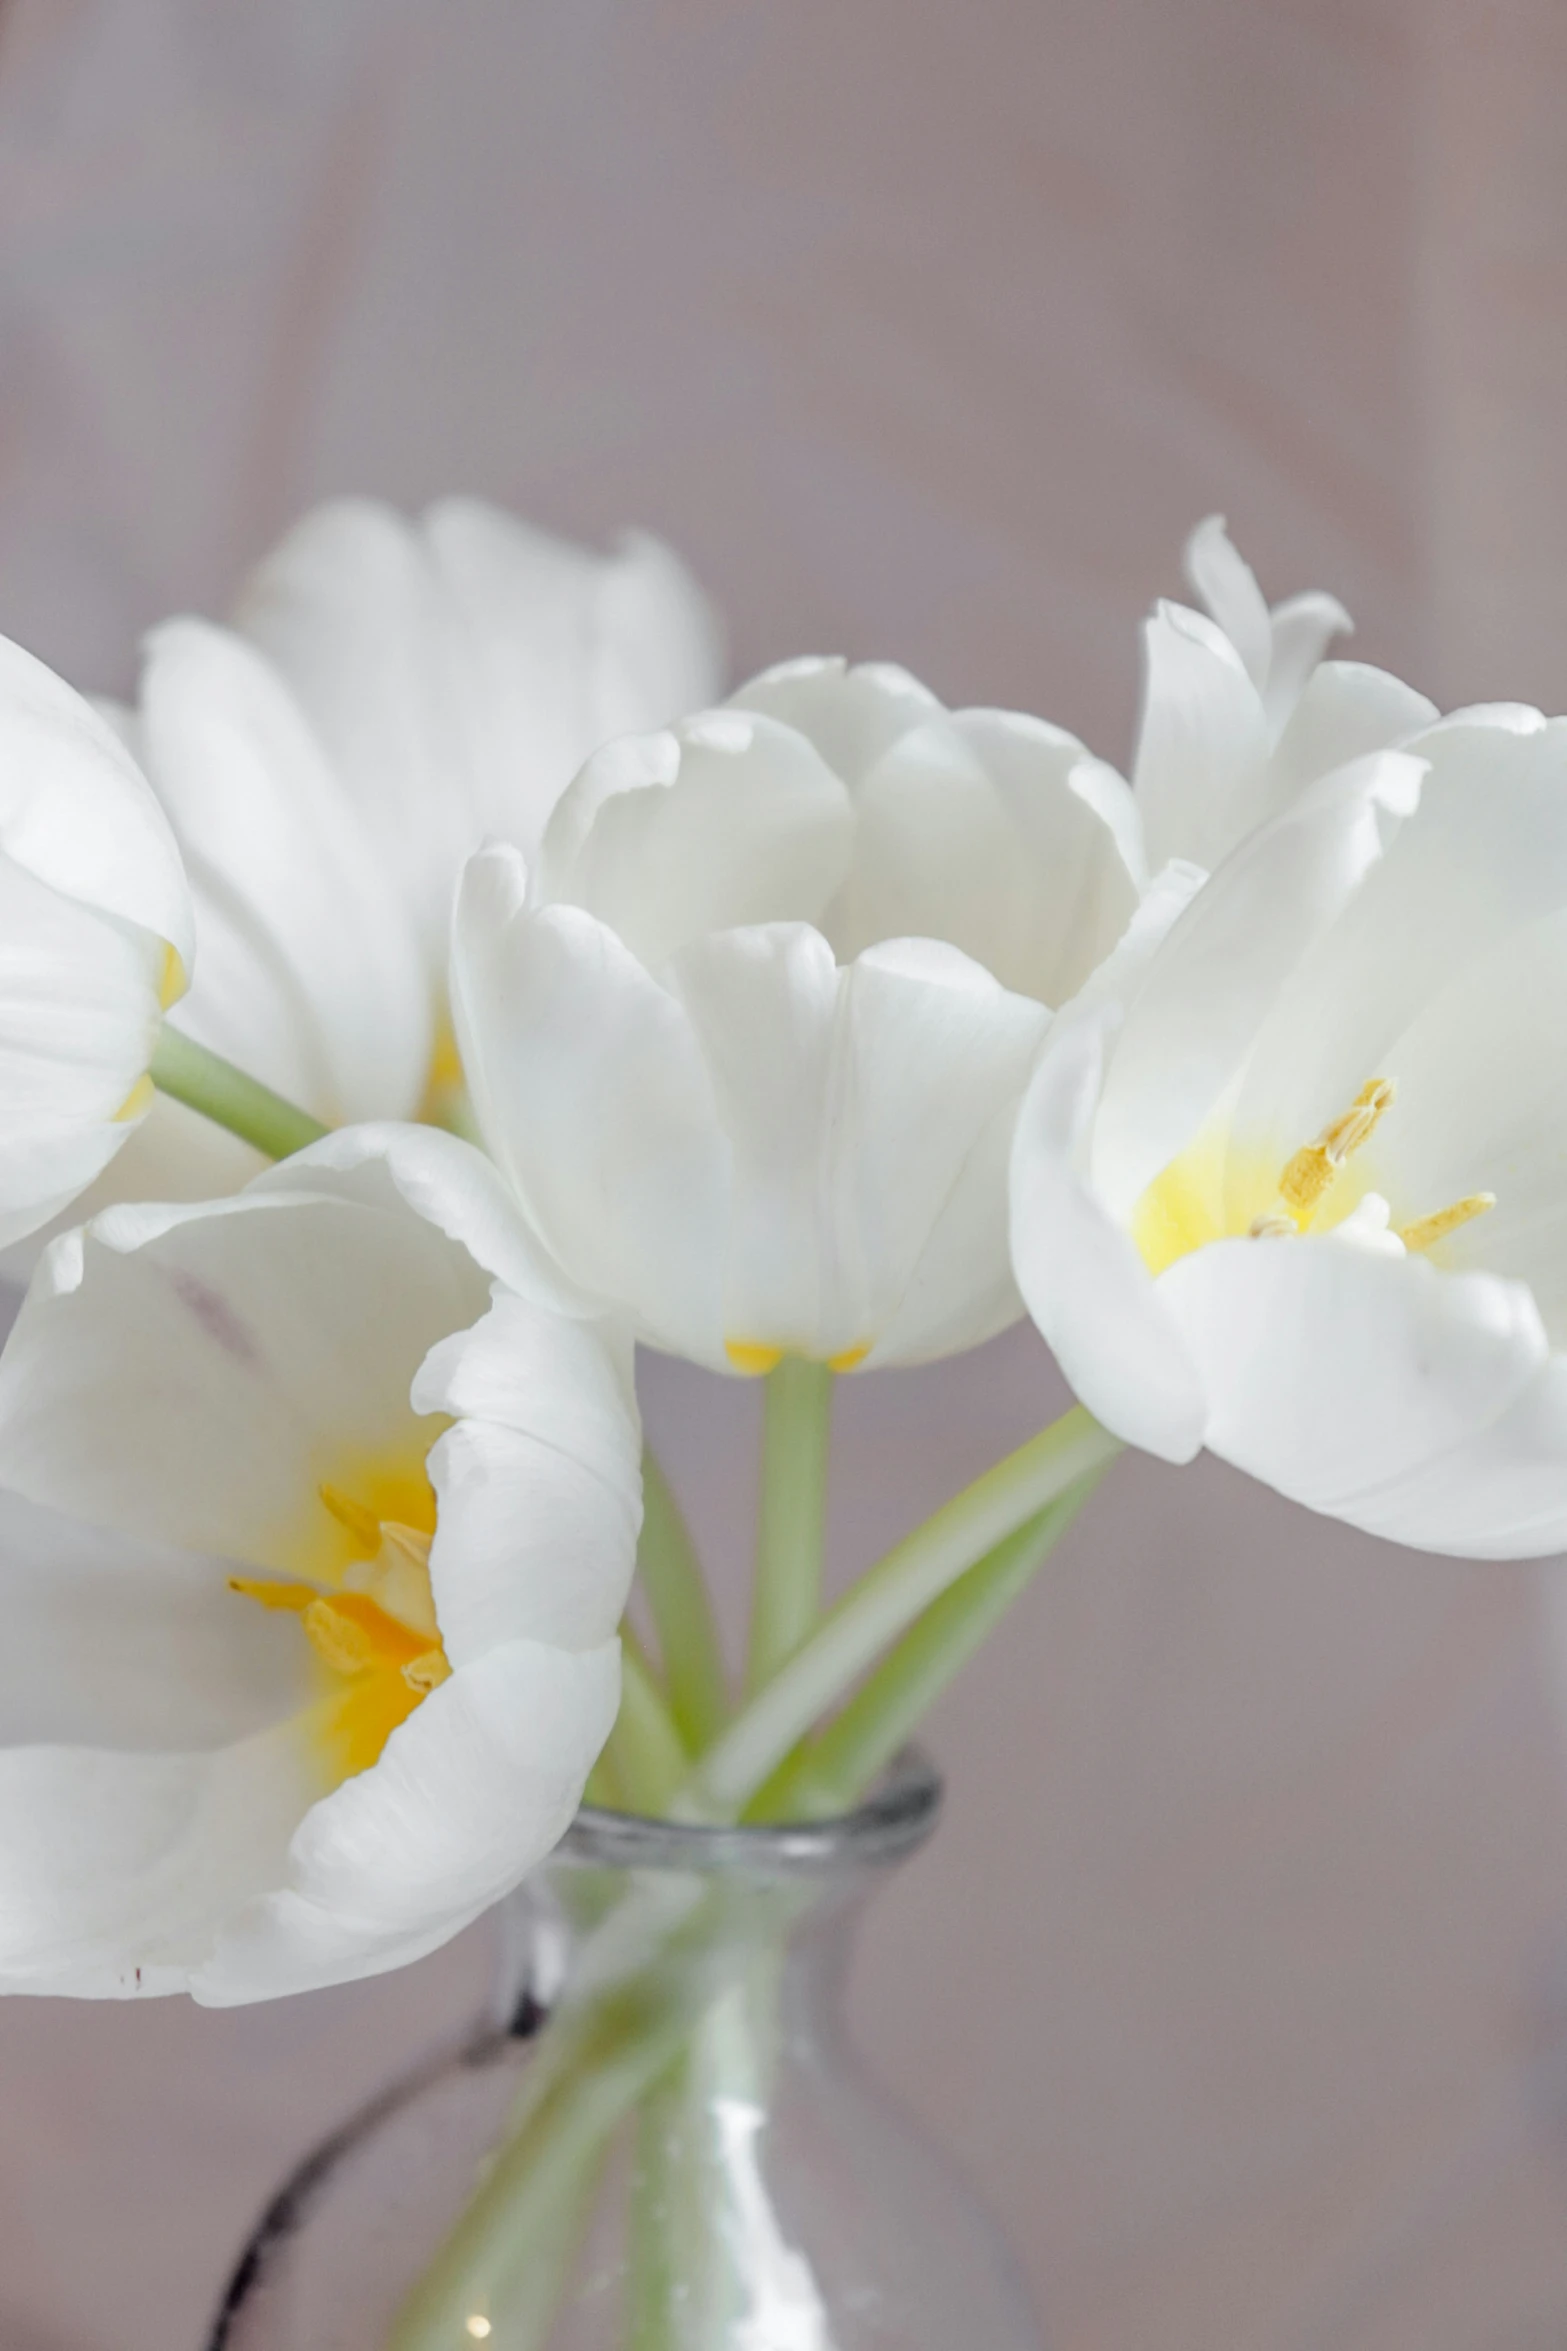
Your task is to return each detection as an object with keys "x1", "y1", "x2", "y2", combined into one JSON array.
[{"x1": 558, "y1": 1745, "x2": 942, "y2": 1878}]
